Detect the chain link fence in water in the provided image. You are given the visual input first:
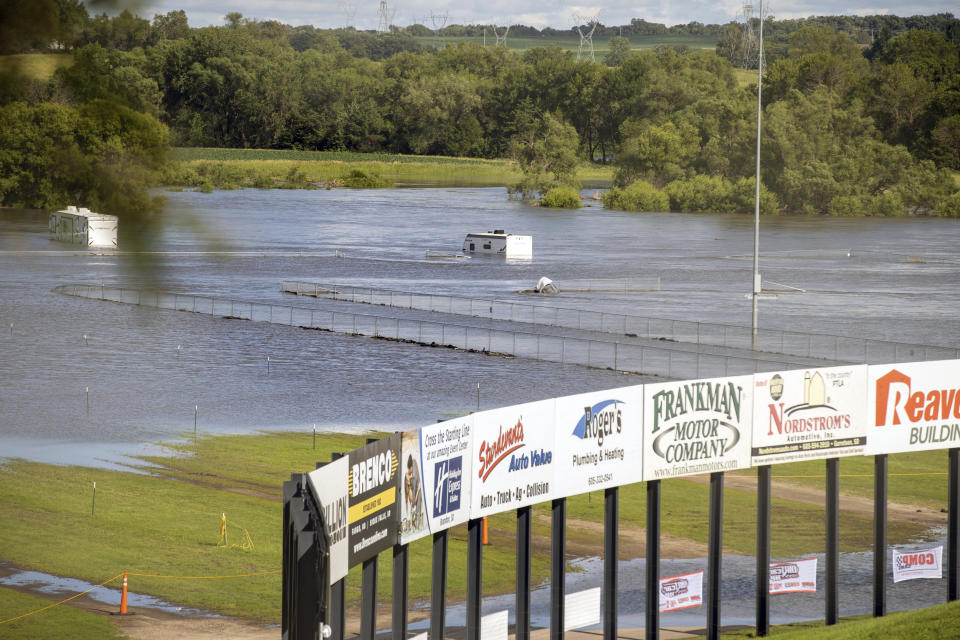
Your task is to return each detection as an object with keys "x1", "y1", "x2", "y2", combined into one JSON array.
[
  {"x1": 57, "y1": 284, "x2": 805, "y2": 380},
  {"x1": 281, "y1": 281, "x2": 959, "y2": 366}
]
